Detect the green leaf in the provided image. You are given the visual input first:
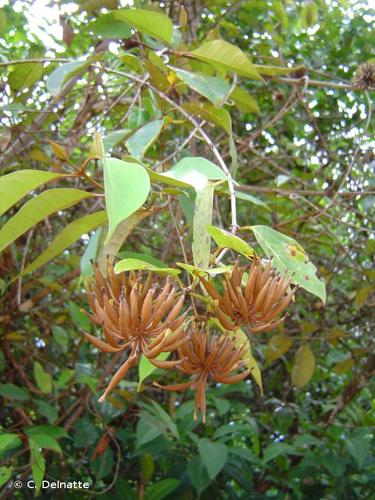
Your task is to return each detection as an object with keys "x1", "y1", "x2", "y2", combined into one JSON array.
[
  {"x1": 230, "y1": 86, "x2": 260, "y2": 114},
  {"x1": 33, "y1": 362, "x2": 52, "y2": 394},
  {"x1": 263, "y1": 443, "x2": 295, "y2": 463},
  {"x1": 88, "y1": 12, "x2": 132, "y2": 38},
  {"x1": 345, "y1": 430, "x2": 372, "y2": 470},
  {"x1": 111, "y1": 9, "x2": 173, "y2": 44},
  {"x1": 254, "y1": 64, "x2": 302, "y2": 76},
  {"x1": 231, "y1": 329, "x2": 262, "y2": 394},
  {"x1": 192, "y1": 183, "x2": 214, "y2": 269},
  {"x1": 104, "y1": 158, "x2": 150, "y2": 243},
  {"x1": 0, "y1": 170, "x2": 61, "y2": 217},
  {"x1": 198, "y1": 438, "x2": 228, "y2": 479},
  {"x1": 114, "y1": 258, "x2": 180, "y2": 276},
  {"x1": 29, "y1": 439, "x2": 45, "y2": 492},
  {"x1": 126, "y1": 119, "x2": 164, "y2": 159},
  {"x1": 234, "y1": 190, "x2": 270, "y2": 210},
  {"x1": 46, "y1": 60, "x2": 87, "y2": 95},
  {"x1": 173, "y1": 67, "x2": 230, "y2": 107},
  {"x1": 20, "y1": 211, "x2": 107, "y2": 276},
  {"x1": 8, "y1": 62, "x2": 43, "y2": 91},
  {"x1": 35, "y1": 400, "x2": 58, "y2": 423},
  {"x1": 250, "y1": 225, "x2": 326, "y2": 303},
  {"x1": 55, "y1": 369, "x2": 75, "y2": 388},
  {"x1": 28, "y1": 434, "x2": 61, "y2": 454},
  {"x1": 138, "y1": 352, "x2": 170, "y2": 390},
  {"x1": 25, "y1": 425, "x2": 68, "y2": 440},
  {"x1": 0, "y1": 383, "x2": 29, "y2": 401},
  {"x1": 191, "y1": 40, "x2": 262, "y2": 80},
  {"x1": 144, "y1": 478, "x2": 180, "y2": 500},
  {"x1": 80, "y1": 228, "x2": 102, "y2": 278},
  {"x1": 103, "y1": 129, "x2": 131, "y2": 153},
  {"x1": 187, "y1": 456, "x2": 211, "y2": 495},
  {"x1": 68, "y1": 300, "x2": 91, "y2": 330},
  {"x1": 265, "y1": 334, "x2": 293, "y2": 363},
  {"x1": 0, "y1": 467, "x2": 12, "y2": 488},
  {"x1": 272, "y1": 0, "x2": 288, "y2": 29},
  {"x1": 98, "y1": 210, "x2": 153, "y2": 267},
  {"x1": 156, "y1": 157, "x2": 227, "y2": 192},
  {"x1": 208, "y1": 225, "x2": 255, "y2": 258},
  {"x1": 292, "y1": 344, "x2": 315, "y2": 388},
  {"x1": 183, "y1": 102, "x2": 232, "y2": 134},
  {"x1": 177, "y1": 262, "x2": 232, "y2": 277},
  {"x1": 0, "y1": 188, "x2": 92, "y2": 253},
  {"x1": 0, "y1": 433, "x2": 22, "y2": 452}
]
